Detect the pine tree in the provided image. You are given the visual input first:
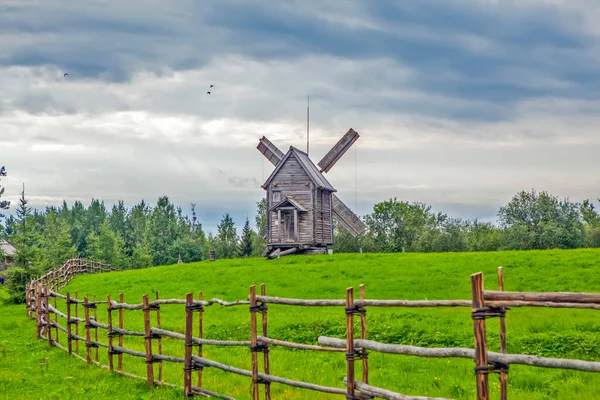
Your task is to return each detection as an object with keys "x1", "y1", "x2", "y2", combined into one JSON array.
[
  {"x1": 216, "y1": 213, "x2": 238, "y2": 259},
  {"x1": 239, "y1": 217, "x2": 255, "y2": 257},
  {"x1": 252, "y1": 198, "x2": 267, "y2": 256},
  {"x1": 145, "y1": 196, "x2": 178, "y2": 265},
  {"x1": 11, "y1": 184, "x2": 39, "y2": 268},
  {"x1": 109, "y1": 200, "x2": 130, "y2": 254},
  {"x1": 87, "y1": 220, "x2": 125, "y2": 268},
  {"x1": 129, "y1": 200, "x2": 150, "y2": 249},
  {"x1": 39, "y1": 209, "x2": 76, "y2": 271},
  {"x1": 6, "y1": 184, "x2": 39, "y2": 303}
]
